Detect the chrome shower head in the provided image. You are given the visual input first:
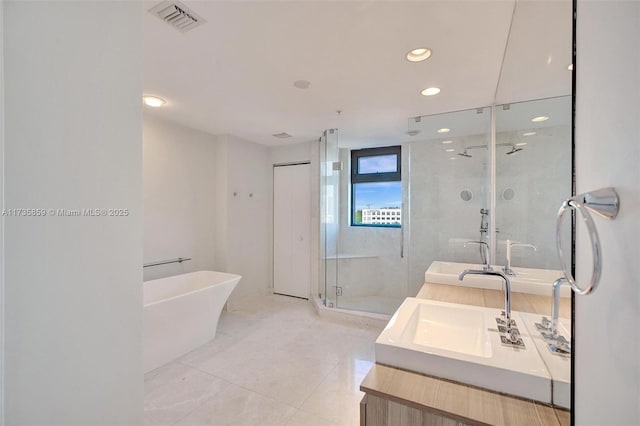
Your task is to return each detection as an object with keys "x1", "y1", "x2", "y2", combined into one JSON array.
[
  {"x1": 506, "y1": 146, "x2": 523, "y2": 155},
  {"x1": 458, "y1": 150, "x2": 472, "y2": 158}
]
